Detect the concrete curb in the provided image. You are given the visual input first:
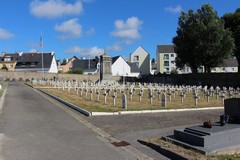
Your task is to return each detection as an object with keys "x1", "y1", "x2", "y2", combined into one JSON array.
[
  {"x1": 0, "y1": 86, "x2": 7, "y2": 114},
  {"x1": 92, "y1": 107, "x2": 223, "y2": 116},
  {"x1": 39, "y1": 89, "x2": 92, "y2": 116}
]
